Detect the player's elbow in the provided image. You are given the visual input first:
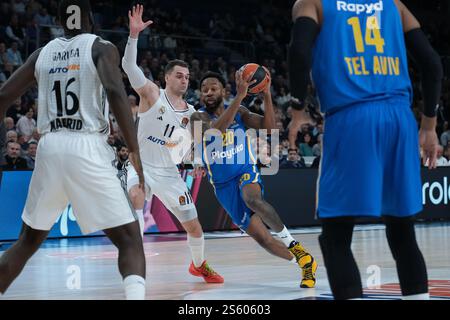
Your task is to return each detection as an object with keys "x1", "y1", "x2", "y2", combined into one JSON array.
[
  {"x1": 0, "y1": 92, "x2": 8, "y2": 111},
  {"x1": 0, "y1": 94, "x2": 10, "y2": 119},
  {"x1": 104, "y1": 86, "x2": 124, "y2": 107},
  {"x1": 406, "y1": 29, "x2": 443, "y2": 81},
  {"x1": 288, "y1": 41, "x2": 307, "y2": 57},
  {"x1": 428, "y1": 51, "x2": 443, "y2": 81},
  {"x1": 288, "y1": 43, "x2": 310, "y2": 73},
  {"x1": 418, "y1": 50, "x2": 443, "y2": 86},
  {"x1": 102, "y1": 78, "x2": 119, "y2": 95},
  {"x1": 121, "y1": 57, "x2": 130, "y2": 73},
  {"x1": 121, "y1": 56, "x2": 136, "y2": 76},
  {"x1": 263, "y1": 119, "x2": 276, "y2": 130}
]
